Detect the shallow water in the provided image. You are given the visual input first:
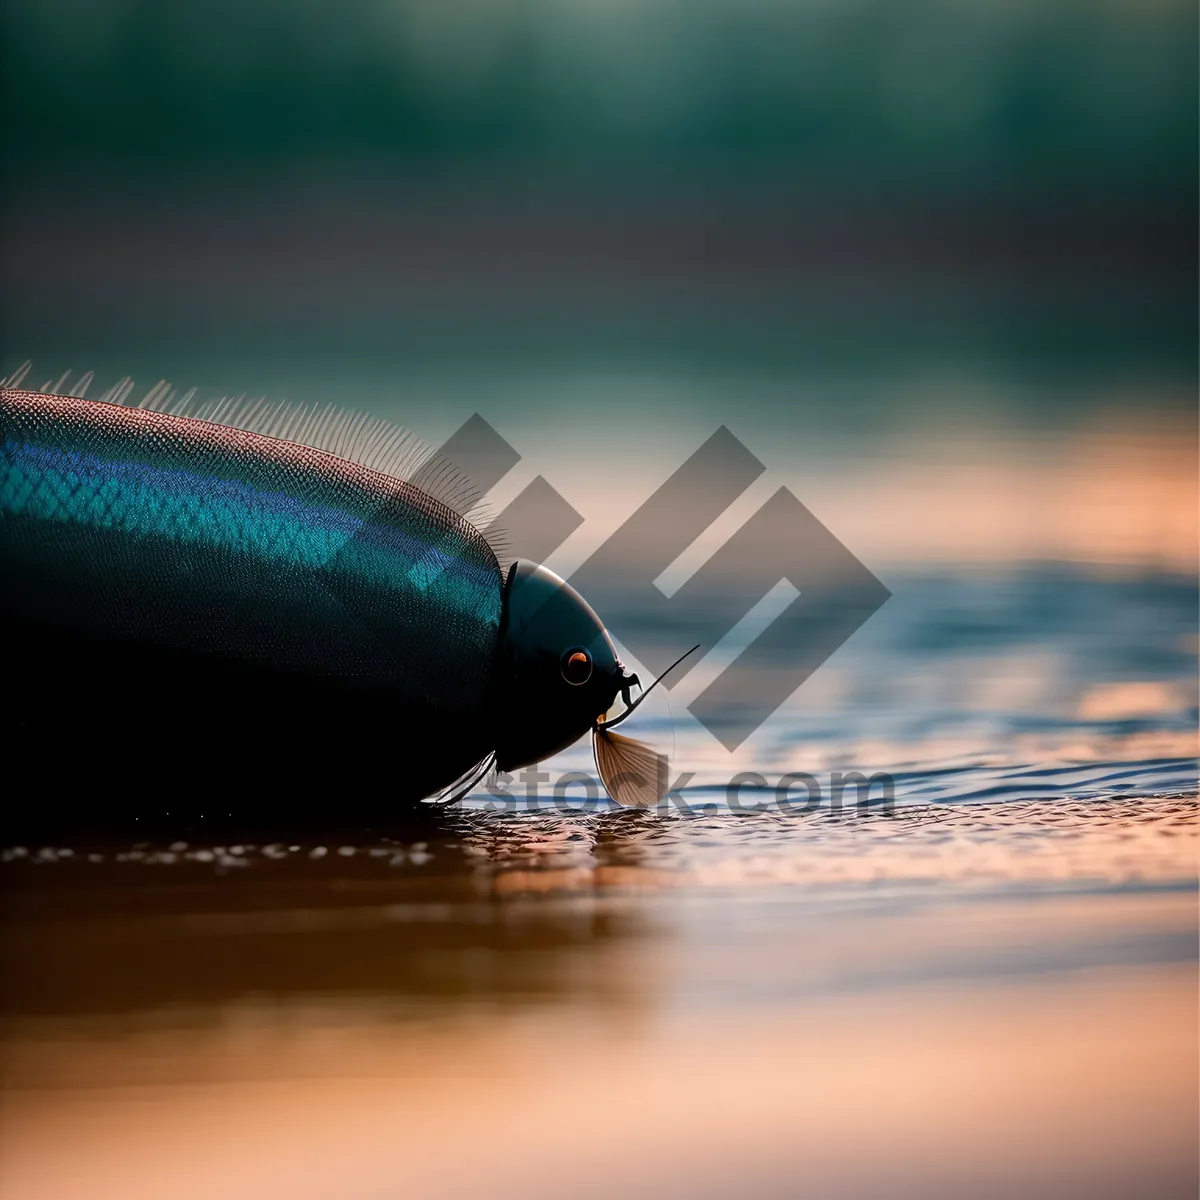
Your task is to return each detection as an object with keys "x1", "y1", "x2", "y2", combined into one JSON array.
[
  {"x1": 3, "y1": 795, "x2": 1196, "y2": 1199},
  {"x1": 544, "y1": 566, "x2": 1199, "y2": 809}
]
